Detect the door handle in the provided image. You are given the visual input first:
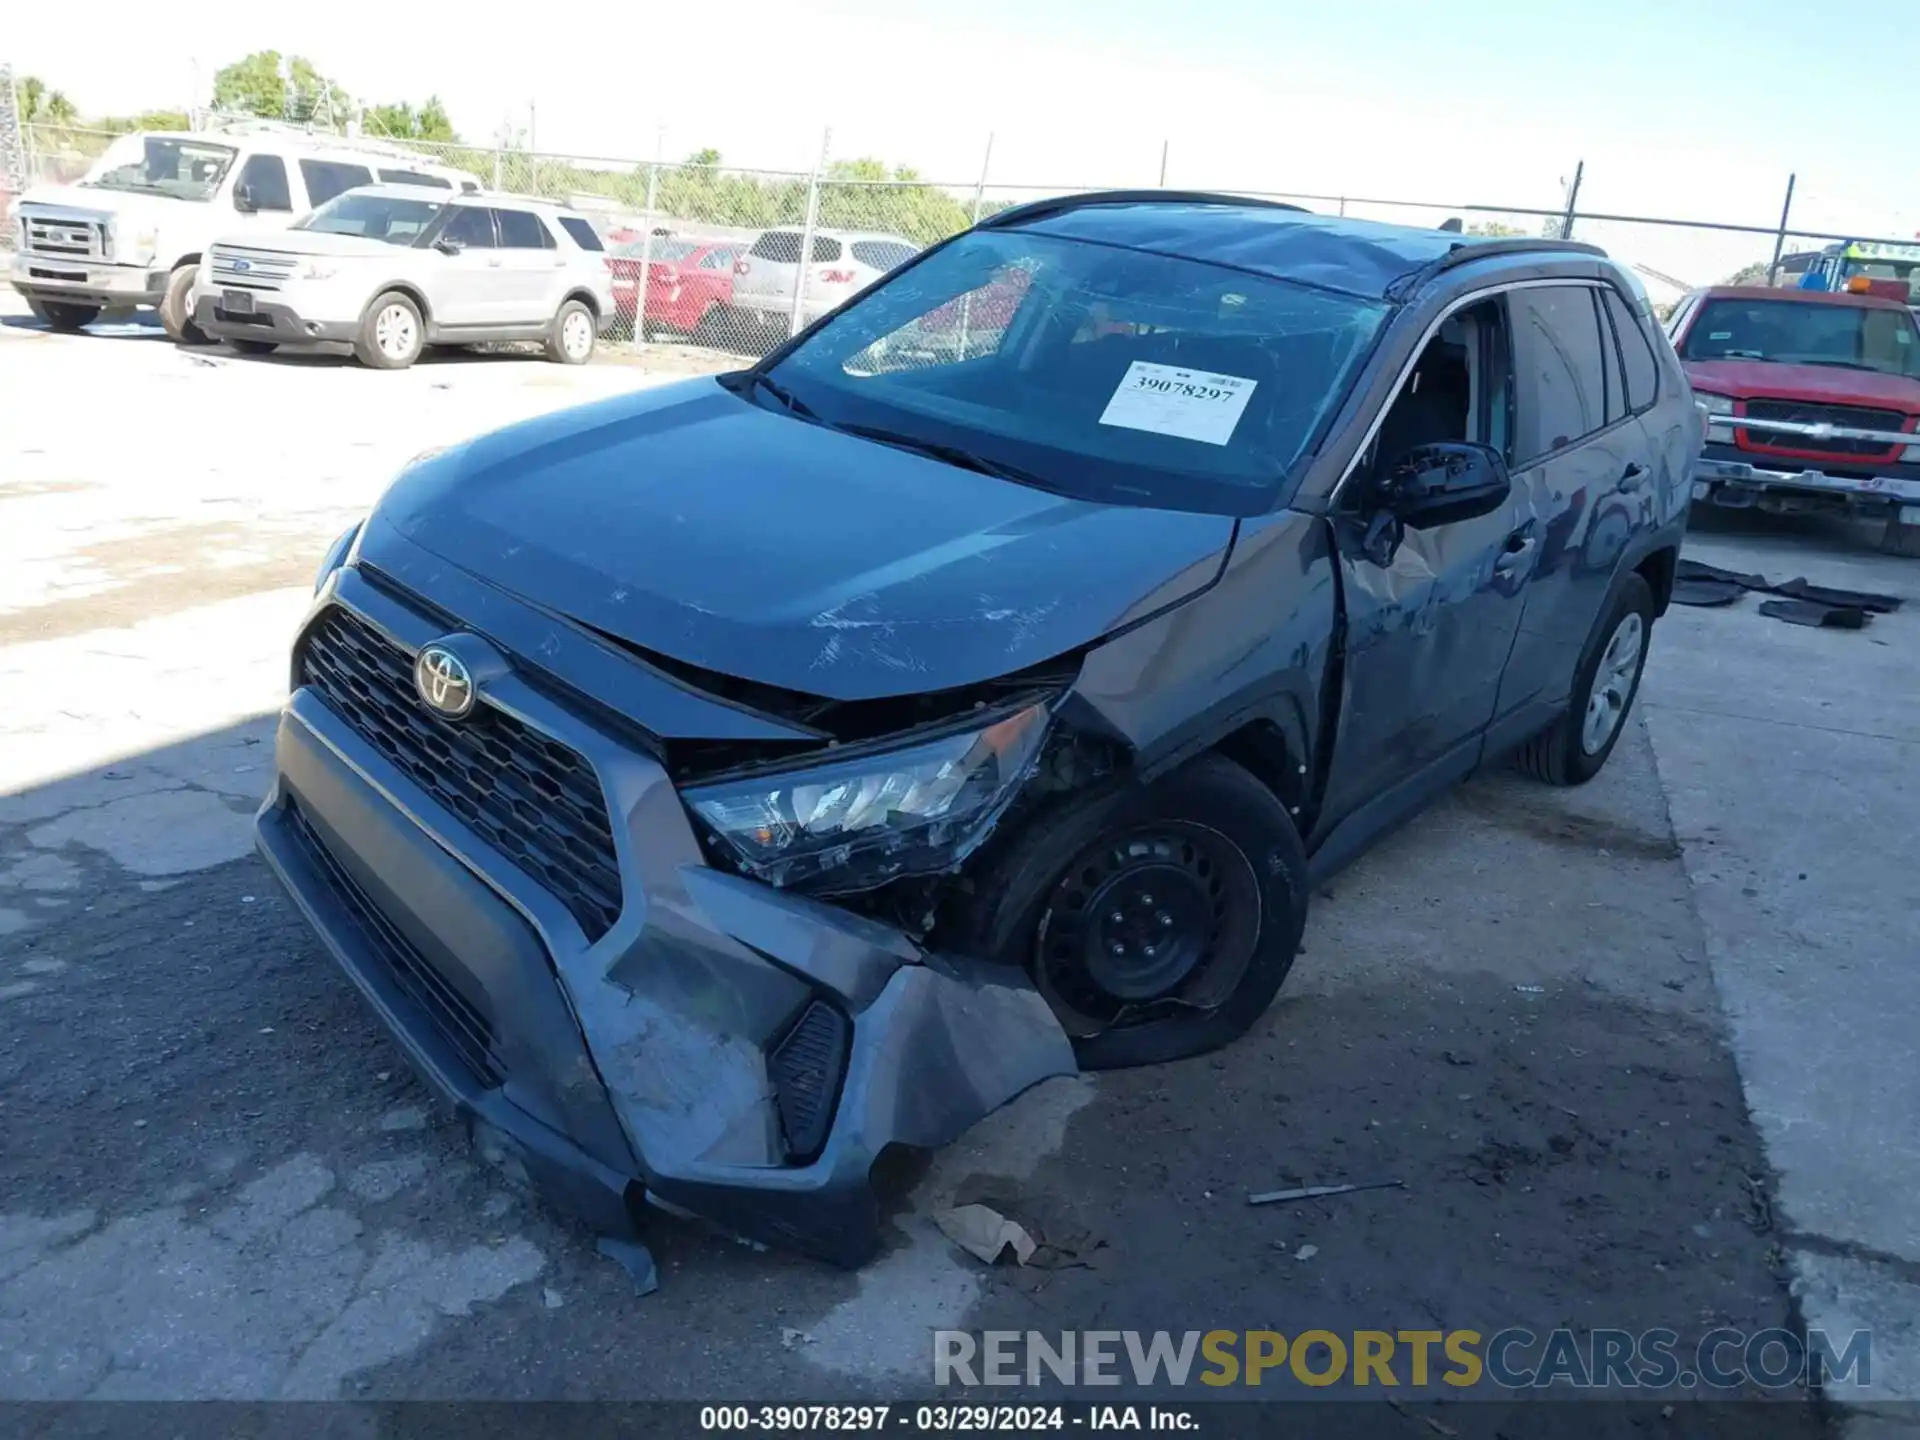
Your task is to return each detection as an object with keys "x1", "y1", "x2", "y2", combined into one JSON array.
[{"x1": 1619, "y1": 462, "x2": 1648, "y2": 492}]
